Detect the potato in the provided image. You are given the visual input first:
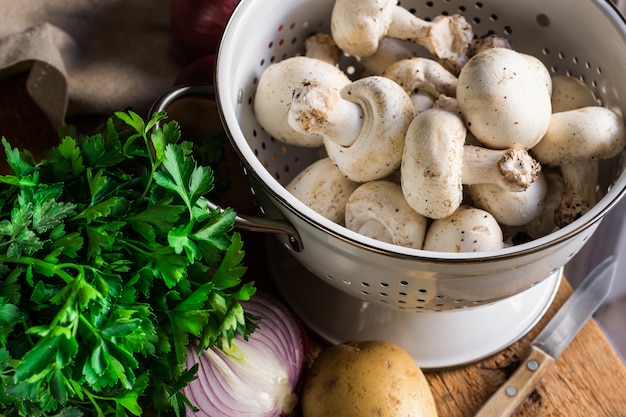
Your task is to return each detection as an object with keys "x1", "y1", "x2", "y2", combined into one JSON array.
[{"x1": 301, "y1": 340, "x2": 438, "y2": 417}]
